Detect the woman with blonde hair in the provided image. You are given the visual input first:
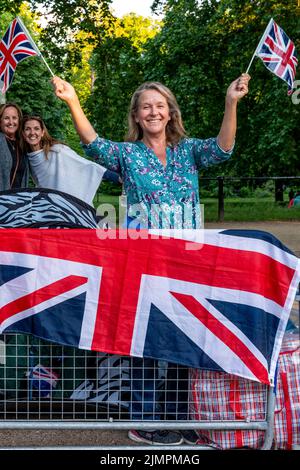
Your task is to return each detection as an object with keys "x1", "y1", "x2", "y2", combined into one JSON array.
[
  {"x1": 126, "y1": 81, "x2": 186, "y2": 145},
  {"x1": 0, "y1": 102, "x2": 28, "y2": 190},
  {"x1": 52, "y1": 74, "x2": 249, "y2": 229},
  {"x1": 52, "y1": 73, "x2": 250, "y2": 445}
]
